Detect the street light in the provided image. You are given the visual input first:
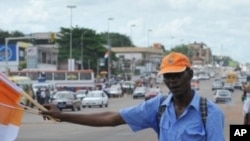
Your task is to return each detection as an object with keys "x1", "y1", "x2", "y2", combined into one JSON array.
[
  {"x1": 107, "y1": 17, "x2": 113, "y2": 84},
  {"x1": 147, "y1": 29, "x2": 152, "y2": 47},
  {"x1": 130, "y1": 24, "x2": 136, "y2": 46},
  {"x1": 67, "y1": 5, "x2": 76, "y2": 71}
]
